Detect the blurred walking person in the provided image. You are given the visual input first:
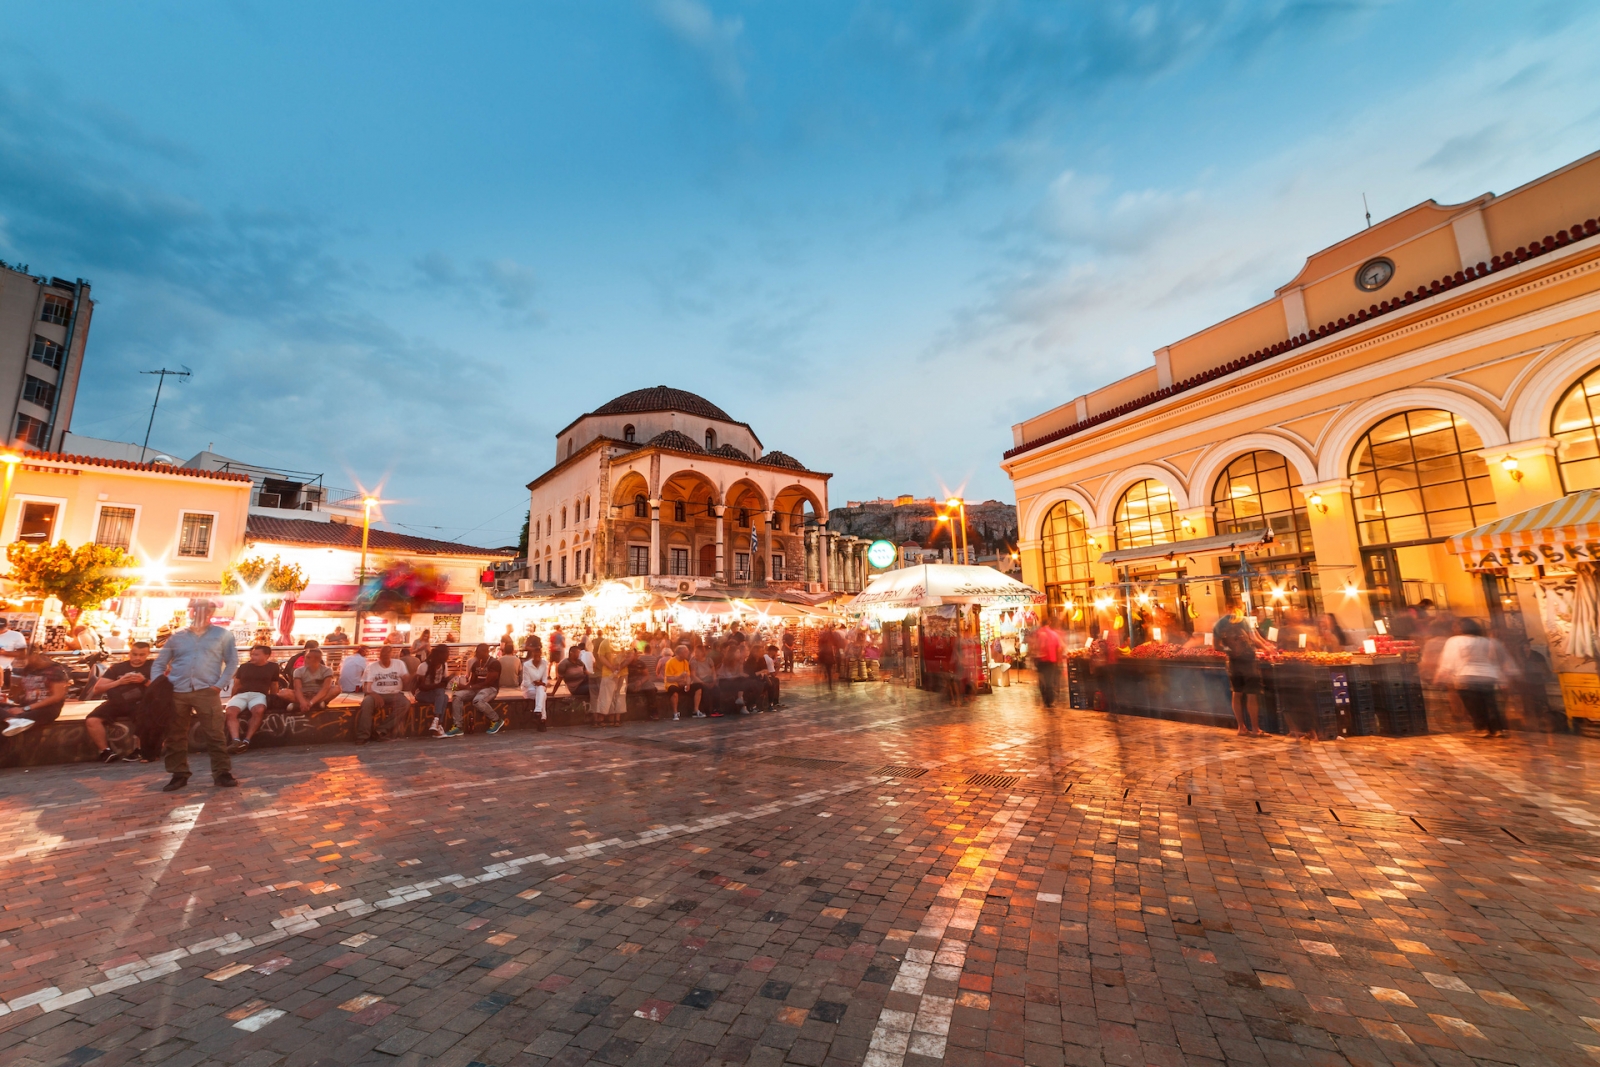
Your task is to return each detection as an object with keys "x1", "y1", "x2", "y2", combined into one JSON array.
[
  {"x1": 1033, "y1": 615, "x2": 1064, "y2": 710},
  {"x1": 1436, "y1": 618, "x2": 1515, "y2": 738}
]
